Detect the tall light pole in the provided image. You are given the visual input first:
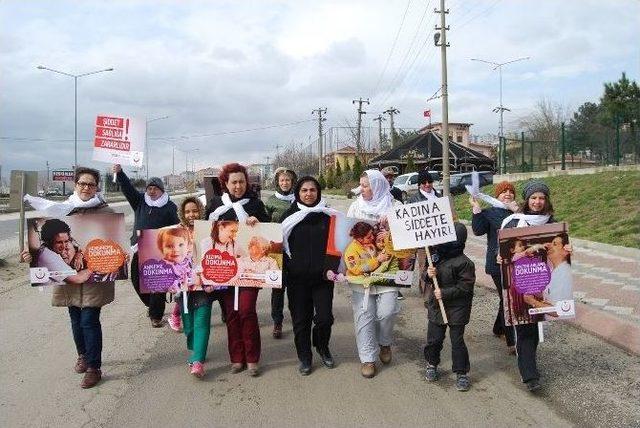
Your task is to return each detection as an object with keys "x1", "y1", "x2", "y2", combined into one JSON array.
[
  {"x1": 470, "y1": 57, "x2": 530, "y2": 173},
  {"x1": 37, "y1": 65, "x2": 114, "y2": 170},
  {"x1": 145, "y1": 115, "x2": 169, "y2": 180}
]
